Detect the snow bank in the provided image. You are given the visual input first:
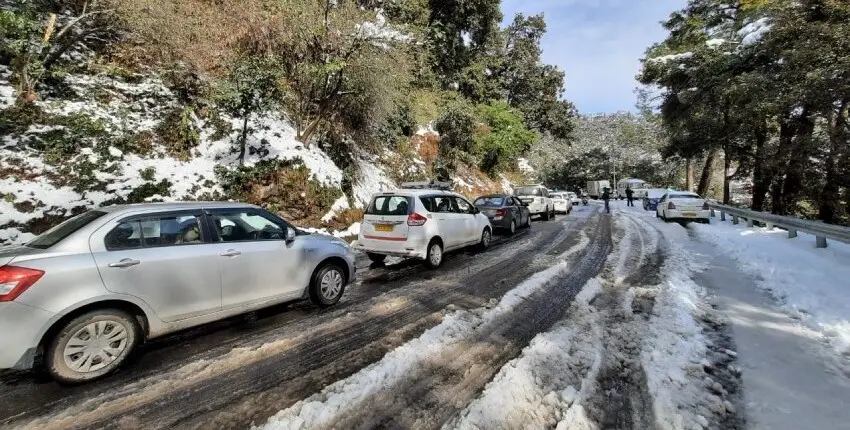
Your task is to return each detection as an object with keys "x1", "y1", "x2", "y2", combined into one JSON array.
[
  {"x1": 449, "y1": 278, "x2": 603, "y2": 430},
  {"x1": 692, "y1": 220, "x2": 850, "y2": 355},
  {"x1": 352, "y1": 157, "x2": 396, "y2": 207}
]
